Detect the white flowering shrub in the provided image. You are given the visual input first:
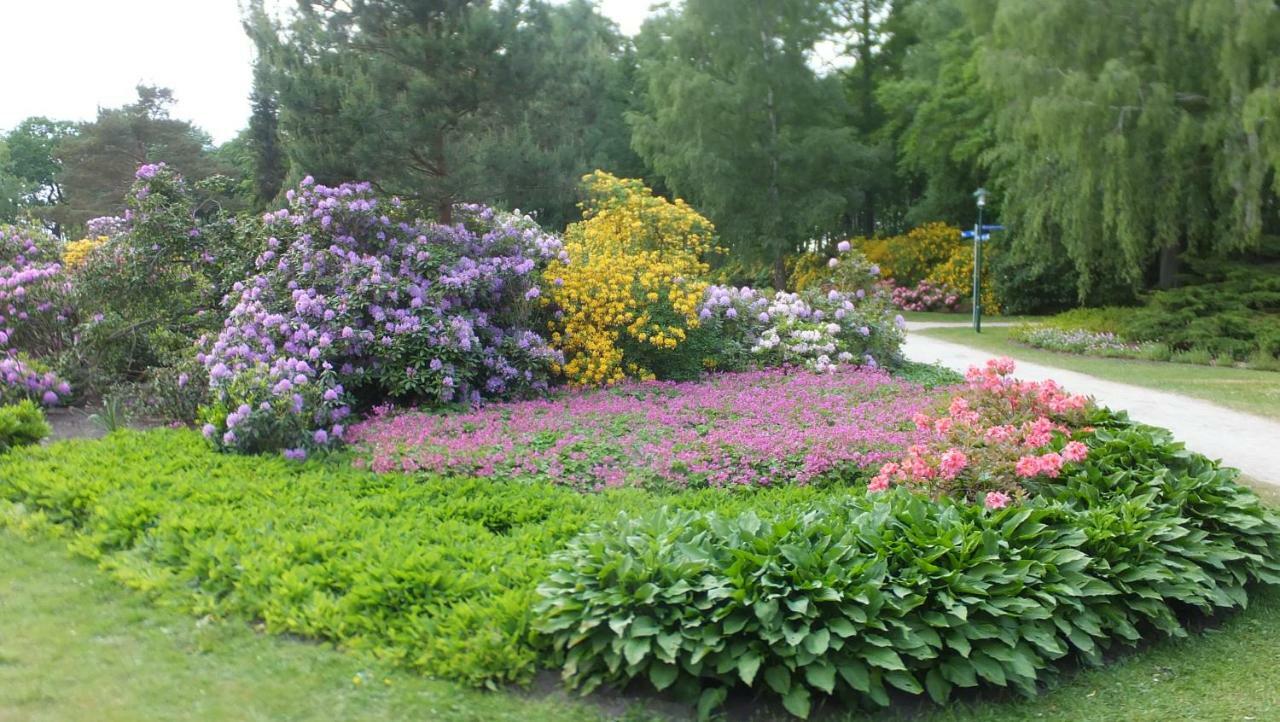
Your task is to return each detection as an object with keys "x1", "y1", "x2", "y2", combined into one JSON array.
[{"x1": 697, "y1": 248, "x2": 905, "y2": 373}]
